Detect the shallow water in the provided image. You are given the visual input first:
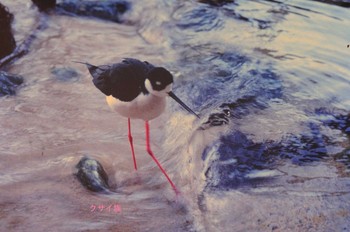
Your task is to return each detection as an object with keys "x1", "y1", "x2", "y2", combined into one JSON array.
[{"x1": 1, "y1": 0, "x2": 350, "y2": 231}]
